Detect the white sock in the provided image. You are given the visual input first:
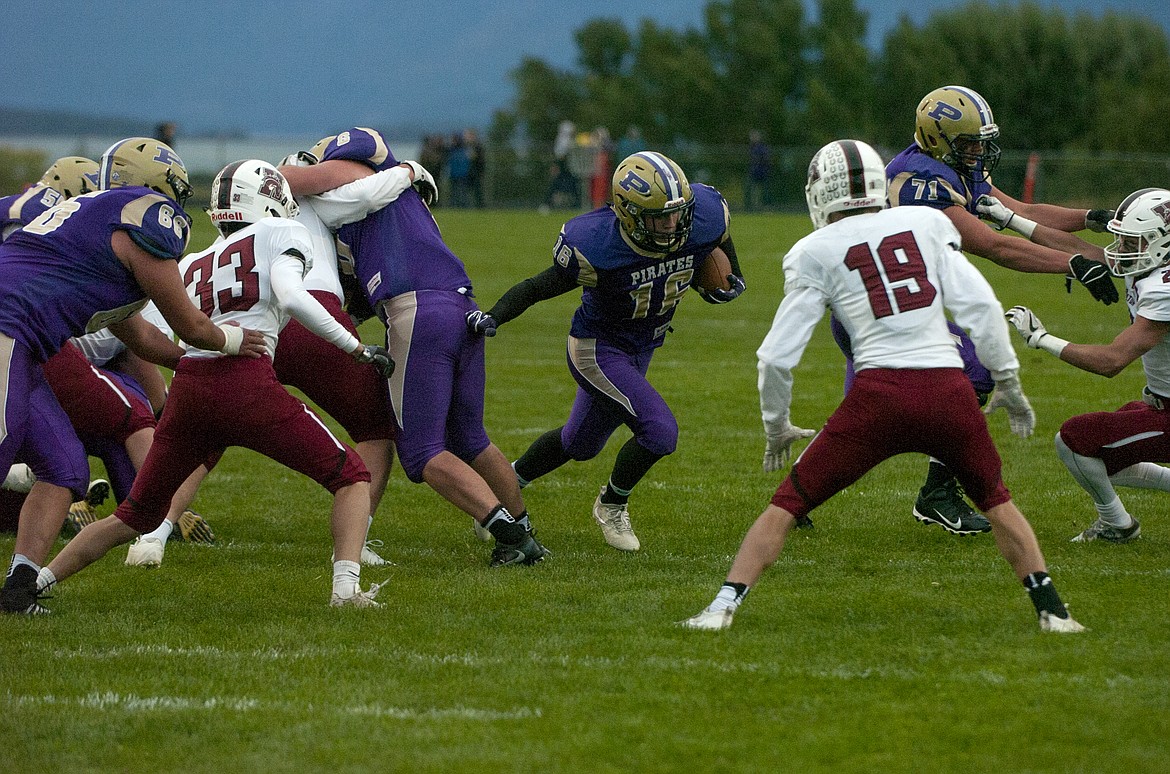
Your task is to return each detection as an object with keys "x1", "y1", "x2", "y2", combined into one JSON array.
[
  {"x1": 708, "y1": 585, "x2": 741, "y2": 613},
  {"x1": 1111, "y1": 462, "x2": 1170, "y2": 492},
  {"x1": 1094, "y1": 495, "x2": 1134, "y2": 529},
  {"x1": 8, "y1": 554, "x2": 37, "y2": 576},
  {"x1": 142, "y1": 520, "x2": 174, "y2": 542},
  {"x1": 36, "y1": 567, "x2": 56, "y2": 592},
  {"x1": 332, "y1": 559, "x2": 361, "y2": 598}
]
